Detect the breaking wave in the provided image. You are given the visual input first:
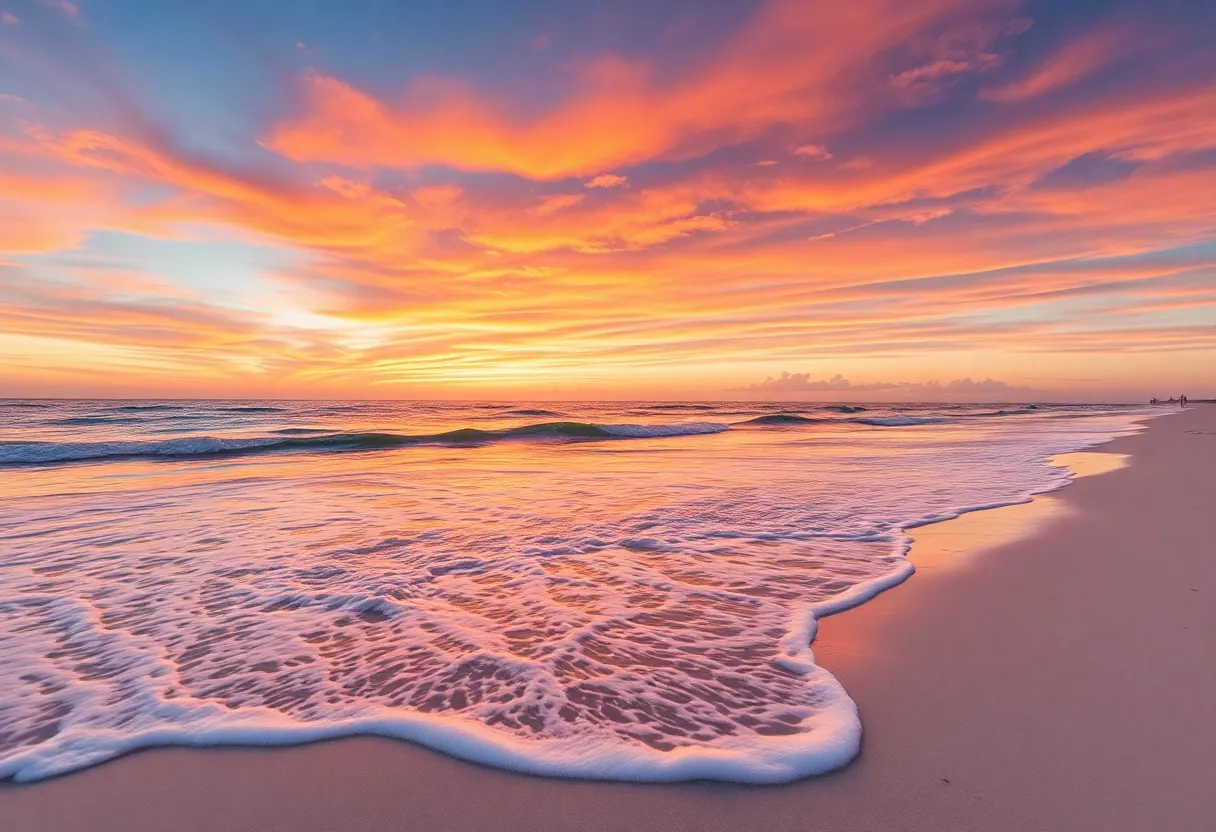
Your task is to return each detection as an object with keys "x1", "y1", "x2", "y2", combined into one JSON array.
[
  {"x1": 501, "y1": 409, "x2": 568, "y2": 417},
  {"x1": 854, "y1": 415, "x2": 955, "y2": 427},
  {"x1": 0, "y1": 422, "x2": 731, "y2": 466},
  {"x1": 739, "y1": 414, "x2": 825, "y2": 425}
]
